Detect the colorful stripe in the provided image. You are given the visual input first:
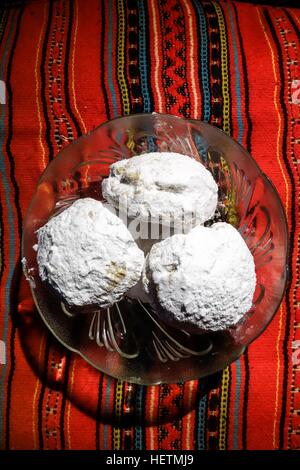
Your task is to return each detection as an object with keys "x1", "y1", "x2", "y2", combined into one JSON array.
[
  {"x1": 213, "y1": 1, "x2": 231, "y2": 135},
  {"x1": 225, "y1": 1, "x2": 246, "y2": 449},
  {"x1": 0, "y1": 9, "x2": 19, "y2": 448},
  {"x1": 103, "y1": 375, "x2": 113, "y2": 449},
  {"x1": 196, "y1": 384, "x2": 207, "y2": 450},
  {"x1": 233, "y1": 360, "x2": 241, "y2": 449},
  {"x1": 219, "y1": 366, "x2": 230, "y2": 450},
  {"x1": 150, "y1": 0, "x2": 163, "y2": 112},
  {"x1": 275, "y1": 8, "x2": 300, "y2": 450},
  {"x1": 263, "y1": 8, "x2": 295, "y2": 450},
  {"x1": 226, "y1": 2, "x2": 244, "y2": 144},
  {"x1": 192, "y1": 0, "x2": 210, "y2": 122},
  {"x1": 116, "y1": 0, "x2": 130, "y2": 115},
  {"x1": 112, "y1": 380, "x2": 123, "y2": 450},
  {"x1": 210, "y1": 1, "x2": 232, "y2": 449},
  {"x1": 134, "y1": 385, "x2": 144, "y2": 450},
  {"x1": 107, "y1": 0, "x2": 118, "y2": 117},
  {"x1": 137, "y1": 0, "x2": 151, "y2": 112}
]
